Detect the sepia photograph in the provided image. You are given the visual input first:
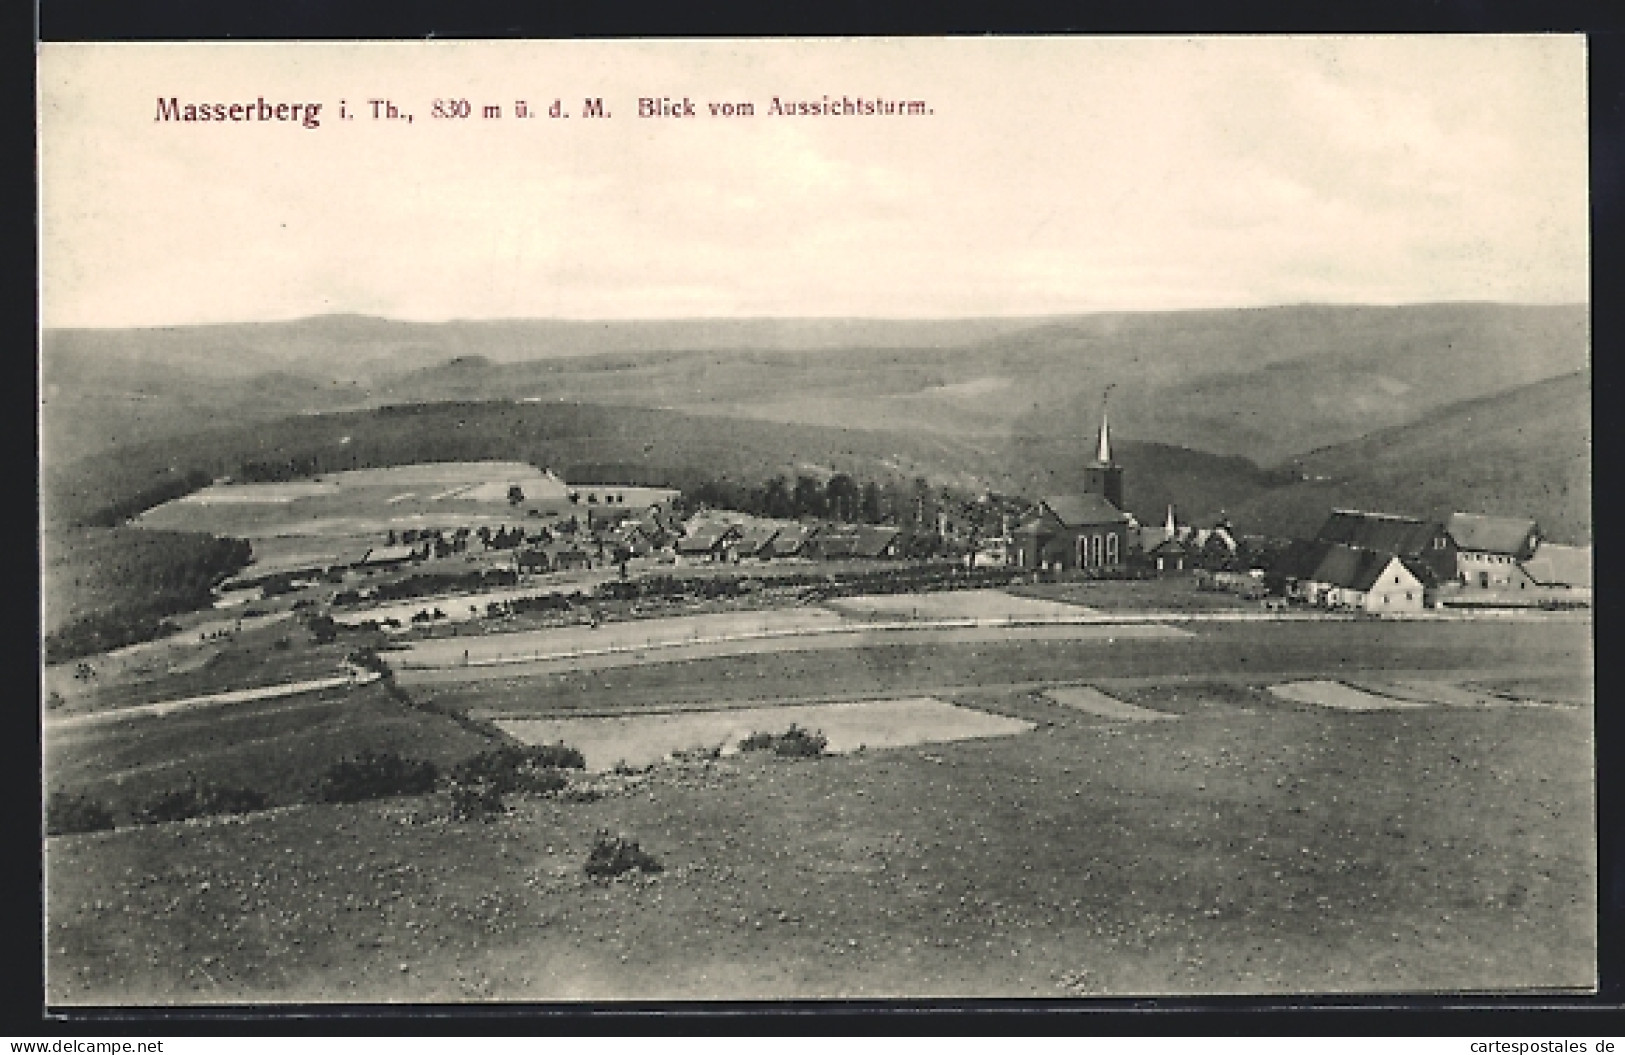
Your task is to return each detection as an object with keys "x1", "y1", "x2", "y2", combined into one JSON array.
[{"x1": 37, "y1": 36, "x2": 1593, "y2": 1005}]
